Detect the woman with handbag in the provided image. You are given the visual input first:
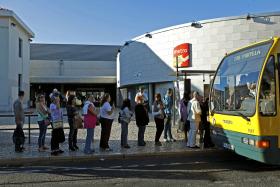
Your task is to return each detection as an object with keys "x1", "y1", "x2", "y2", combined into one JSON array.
[
  {"x1": 135, "y1": 95, "x2": 149, "y2": 146},
  {"x1": 152, "y1": 93, "x2": 165, "y2": 146},
  {"x1": 50, "y1": 95, "x2": 65, "y2": 156},
  {"x1": 99, "y1": 93, "x2": 115, "y2": 151},
  {"x1": 66, "y1": 95, "x2": 79, "y2": 151},
  {"x1": 187, "y1": 91, "x2": 202, "y2": 148},
  {"x1": 179, "y1": 92, "x2": 191, "y2": 143},
  {"x1": 83, "y1": 95, "x2": 98, "y2": 154},
  {"x1": 36, "y1": 94, "x2": 50, "y2": 152}
]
